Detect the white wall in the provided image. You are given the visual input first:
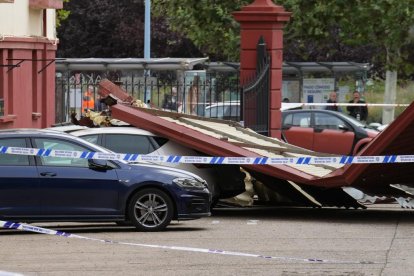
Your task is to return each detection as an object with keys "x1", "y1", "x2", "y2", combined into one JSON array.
[{"x1": 0, "y1": 0, "x2": 57, "y2": 40}]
